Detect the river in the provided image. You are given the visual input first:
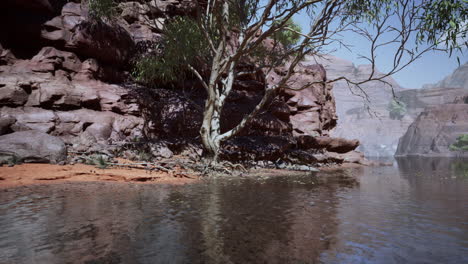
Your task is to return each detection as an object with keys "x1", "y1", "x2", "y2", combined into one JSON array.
[{"x1": 1, "y1": 158, "x2": 467, "y2": 263}]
